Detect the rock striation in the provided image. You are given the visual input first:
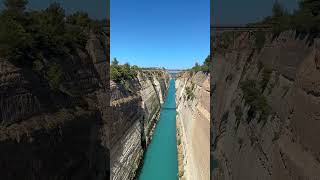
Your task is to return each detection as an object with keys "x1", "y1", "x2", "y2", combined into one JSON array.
[
  {"x1": 110, "y1": 70, "x2": 169, "y2": 180},
  {"x1": 211, "y1": 31, "x2": 320, "y2": 180},
  {"x1": 0, "y1": 27, "x2": 110, "y2": 180},
  {"x1": 175, "y1": 71, "x2": 210, "y2": 180}
]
